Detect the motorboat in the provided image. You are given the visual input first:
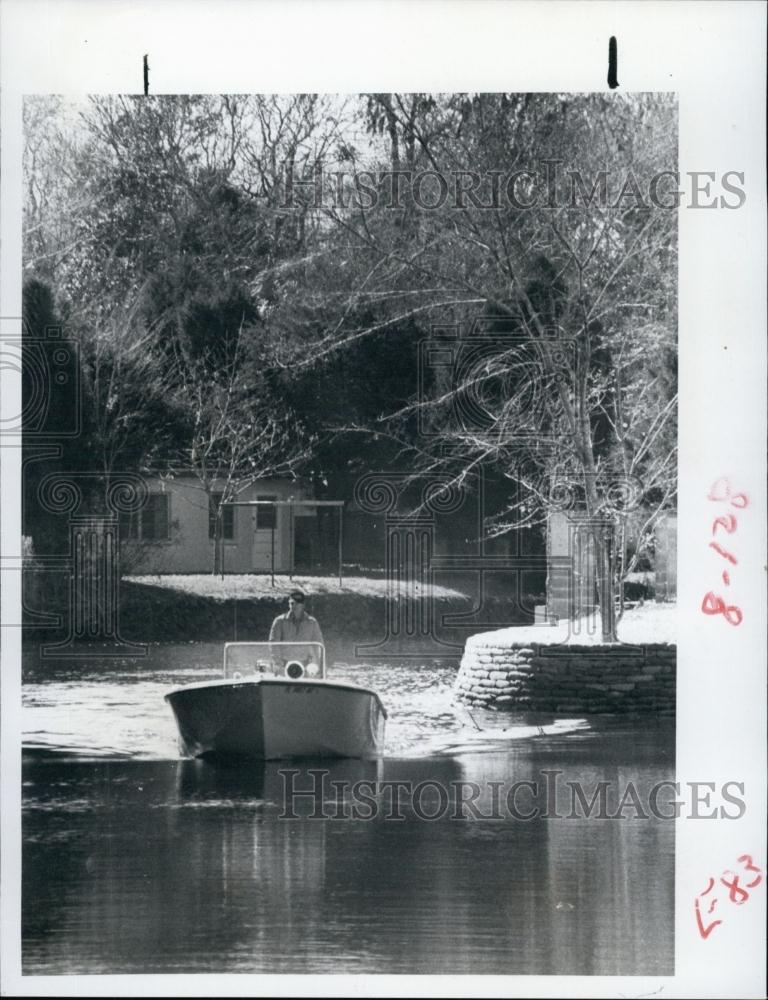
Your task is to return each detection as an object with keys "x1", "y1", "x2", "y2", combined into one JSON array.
[{"x1": 165, "y1": 642, "x2": 387, "y2": 761}]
